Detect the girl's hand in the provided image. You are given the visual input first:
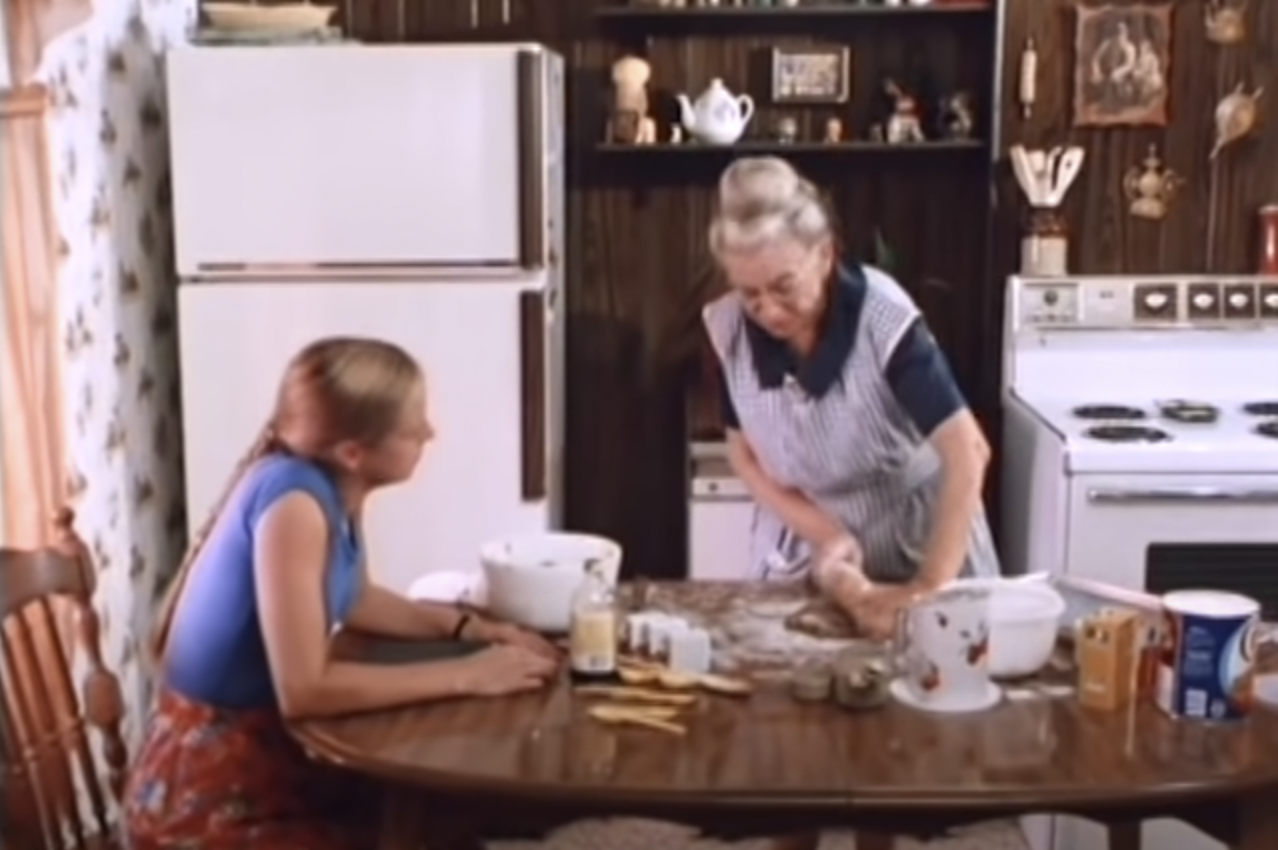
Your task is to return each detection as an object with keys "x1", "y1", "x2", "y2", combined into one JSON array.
[
  {"x1": 458, "y1": 645, "x2": 557, "y2": 697},
  {"x1": 474, "y1": 620, "x2": 561, "y2": 661}
]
